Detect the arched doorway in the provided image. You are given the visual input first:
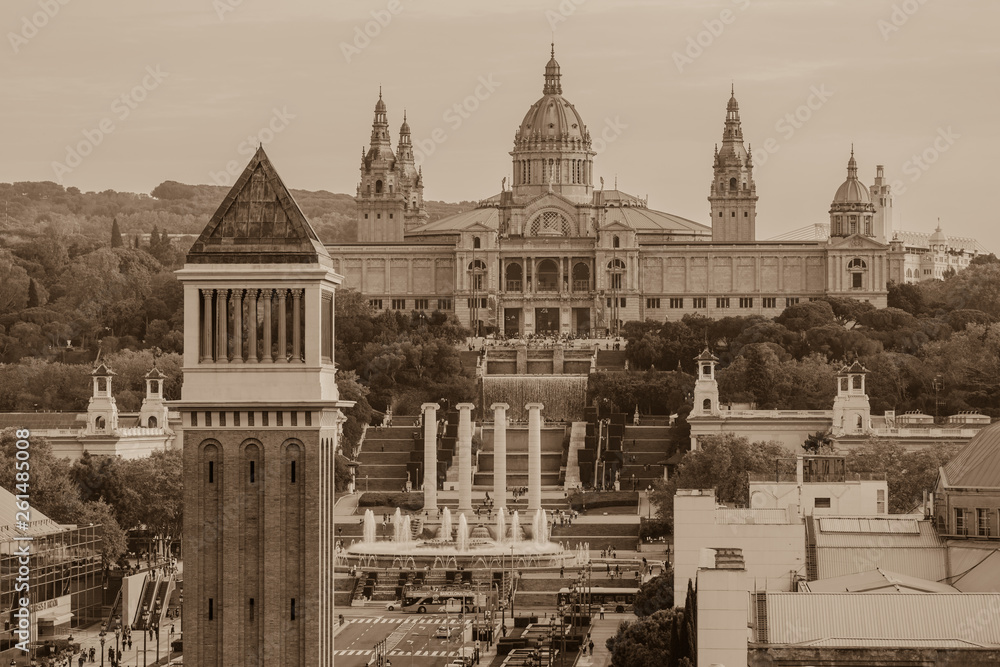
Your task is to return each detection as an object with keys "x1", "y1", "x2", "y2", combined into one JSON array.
[{"x1": 572, "y1": 262, "x2": 590, "y2": 292}]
